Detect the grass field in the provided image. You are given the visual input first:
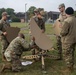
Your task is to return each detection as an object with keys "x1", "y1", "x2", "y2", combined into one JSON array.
[{"x1": 0, "y1": 22, "x2": 76, "y2": 75}]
